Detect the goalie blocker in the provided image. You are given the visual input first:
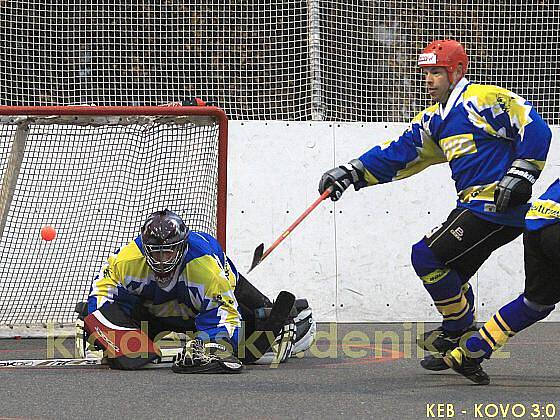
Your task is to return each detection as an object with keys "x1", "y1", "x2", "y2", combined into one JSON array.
[{"x1": 75, "y1": 292, "x2": 316, "y2": 371}]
